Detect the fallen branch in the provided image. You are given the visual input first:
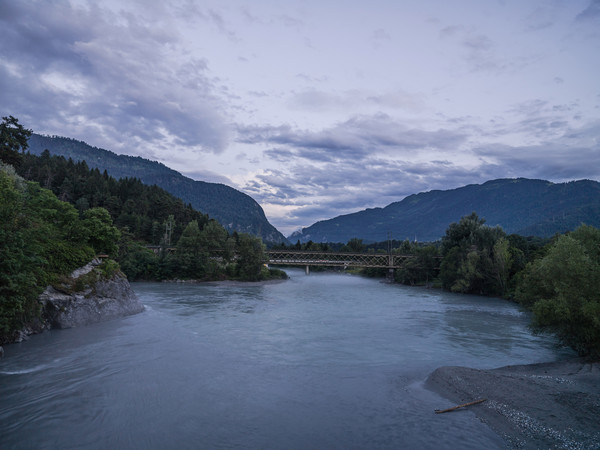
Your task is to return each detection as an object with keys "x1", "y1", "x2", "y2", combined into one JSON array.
[{"x1": 435, "y1": 398, "x2": 487, "y2": 414}]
